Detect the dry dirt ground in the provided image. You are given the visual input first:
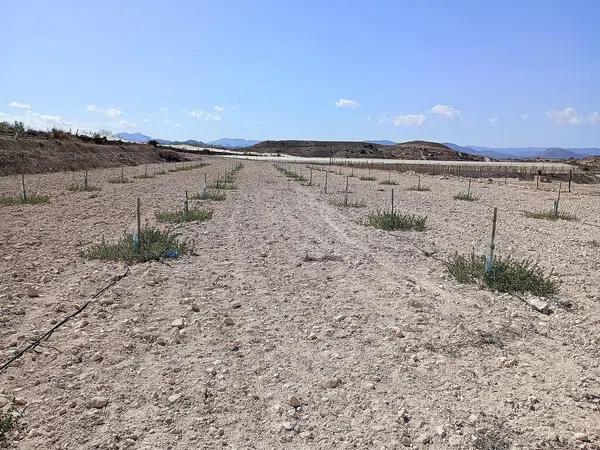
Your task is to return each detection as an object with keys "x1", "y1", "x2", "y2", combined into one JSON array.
[{"x1": 0, "y1": 158, "x2": 599, "y2": 450}]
